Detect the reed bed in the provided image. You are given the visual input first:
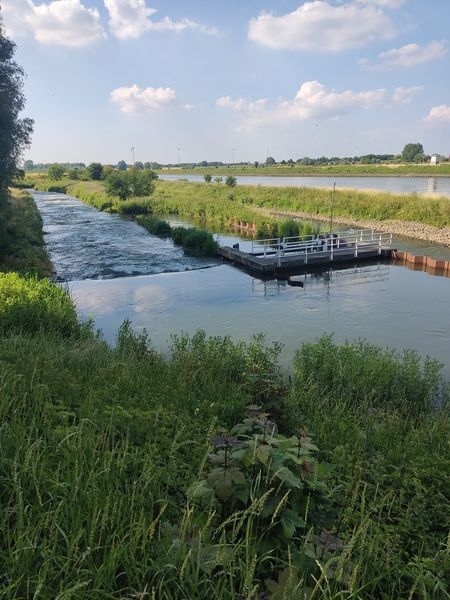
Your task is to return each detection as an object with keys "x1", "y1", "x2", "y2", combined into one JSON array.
[{"x1": 0, "y1": 276, "x2": 448, "y2": 598}]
